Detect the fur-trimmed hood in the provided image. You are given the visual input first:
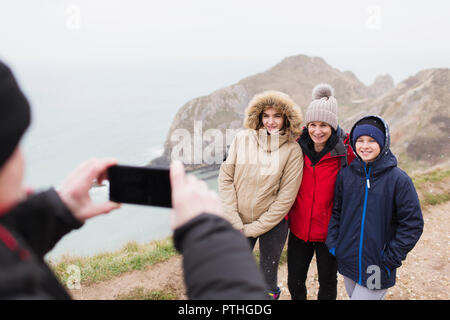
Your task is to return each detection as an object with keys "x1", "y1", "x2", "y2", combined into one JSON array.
[{"x1": 243, "y1": 90, "x2": 303, "y2": 138}]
